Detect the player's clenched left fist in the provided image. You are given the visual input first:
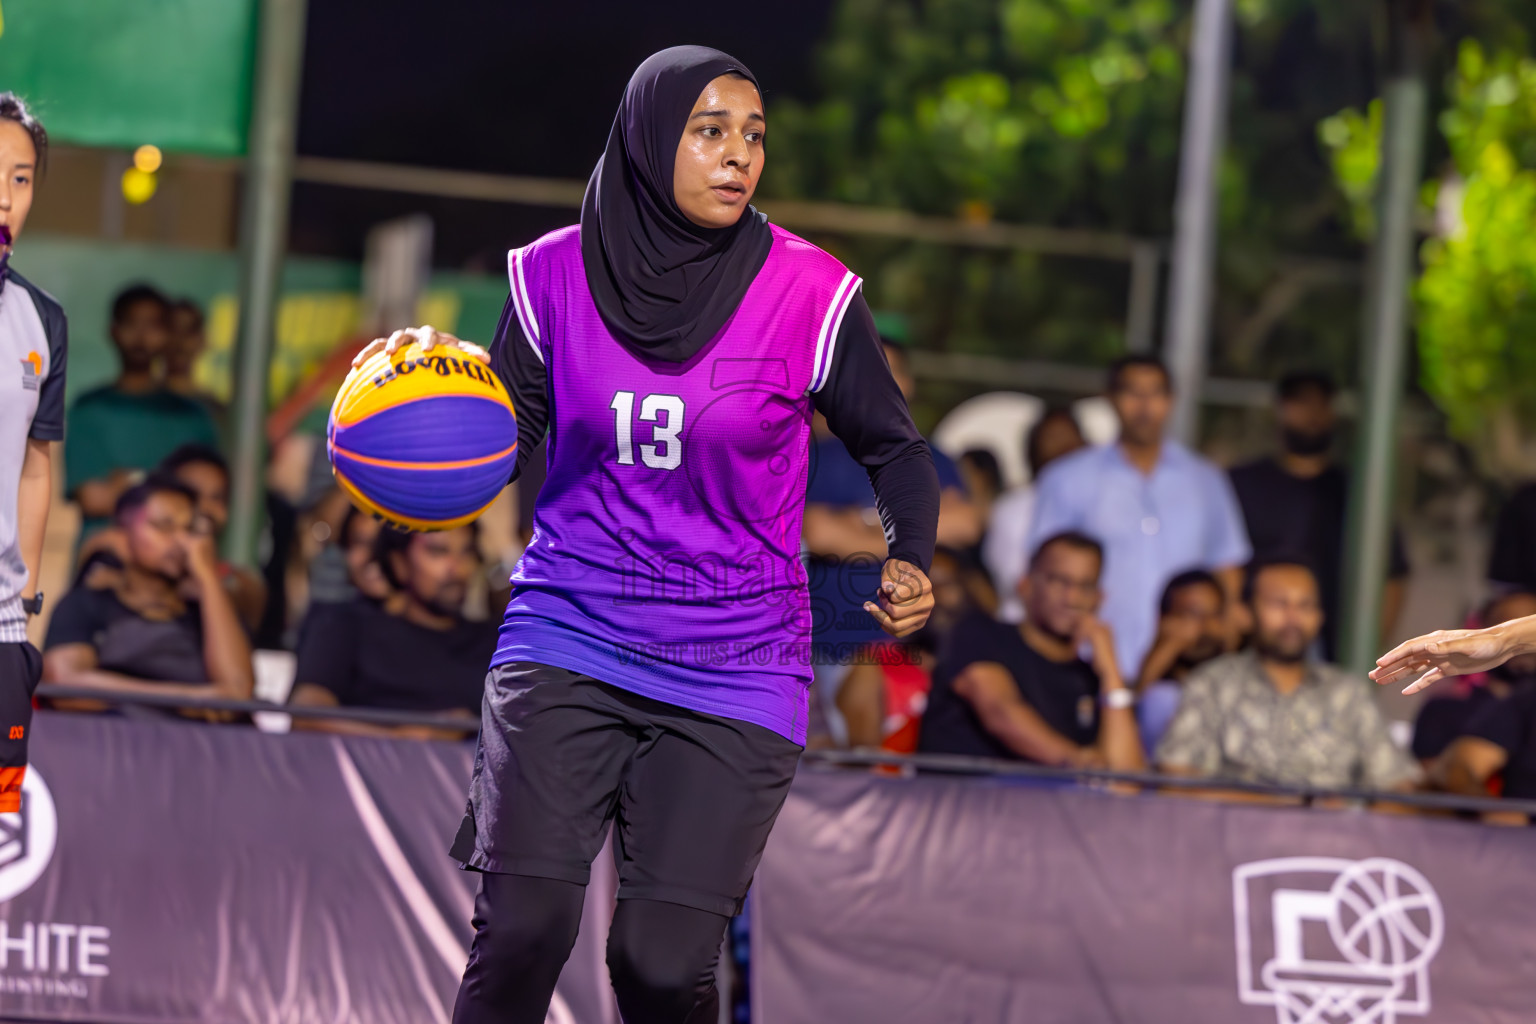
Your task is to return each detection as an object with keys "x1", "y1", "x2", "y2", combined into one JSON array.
[{"x1": 864, "y1": 559, "x2": 934, "y2": 639}]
